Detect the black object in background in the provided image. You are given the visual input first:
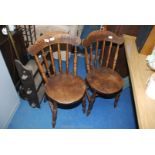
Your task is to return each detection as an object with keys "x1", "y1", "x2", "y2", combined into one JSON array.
[{"x1": 136, "y1": 25, "x2": 153, "y2": 52}]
